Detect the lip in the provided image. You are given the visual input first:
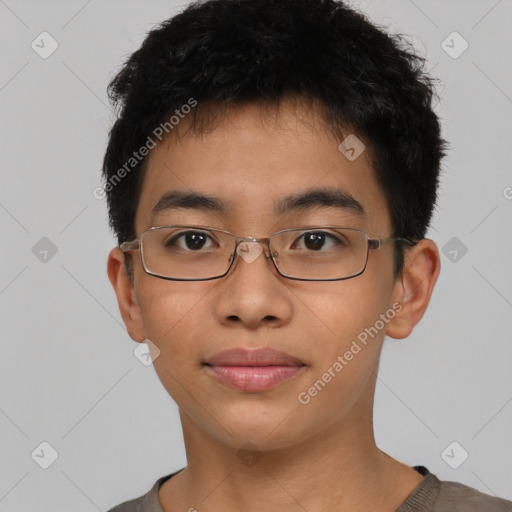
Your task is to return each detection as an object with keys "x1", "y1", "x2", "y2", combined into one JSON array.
[
  {"x1": 204, "y1": 347, "x2": 306, "y2": 392},
  {"x1": 205, "y1": 347, "x2": 305, "y2": 367}
]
